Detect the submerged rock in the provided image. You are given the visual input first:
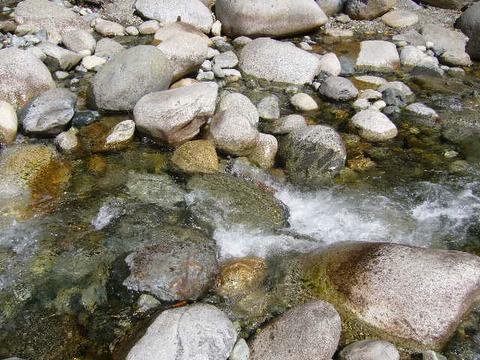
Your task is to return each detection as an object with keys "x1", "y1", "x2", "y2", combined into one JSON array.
[
  {"x1": 171, "y1": 140, "x2": 219, "y2": 174},
  {"x1": 126, "y1": 304, "x2": 237, "y2": 360},
  {"x1": 248, "y1": 133, "x2": 278, "y2": 169},
  {"x1": 257, "y1": 95, "x2": 280, "y2": 121},
  {"x1": 215, "y1": 0, "x2": 328, "y2": 37},
  {"x1": 134, "y1": 82, "x2": 218, "y2": 145},
  {"x1": 279, "y1": 125, "x2": 347, "y2": 187},
  {"x1": 88, "y1": 45, "x2": 173, "y2": 112},
  {"x1": 239, "y1": 38, "x2": 322, "y2": 85},
  {"x1": 339, "y1": 340, "x2": 400, "y2": 360},
  {"x1": 250, "y1": 301, "x2": 341, "y2": 360},
  {"x1": 303, "y1": 242, "x2": 480, "y2": 350},
  {"x1": 123, "y1": 226, "x2": 218, "y2": 301},
  {"x1": 319, "y1": 76, "x2": 358, "y2": 101}
]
